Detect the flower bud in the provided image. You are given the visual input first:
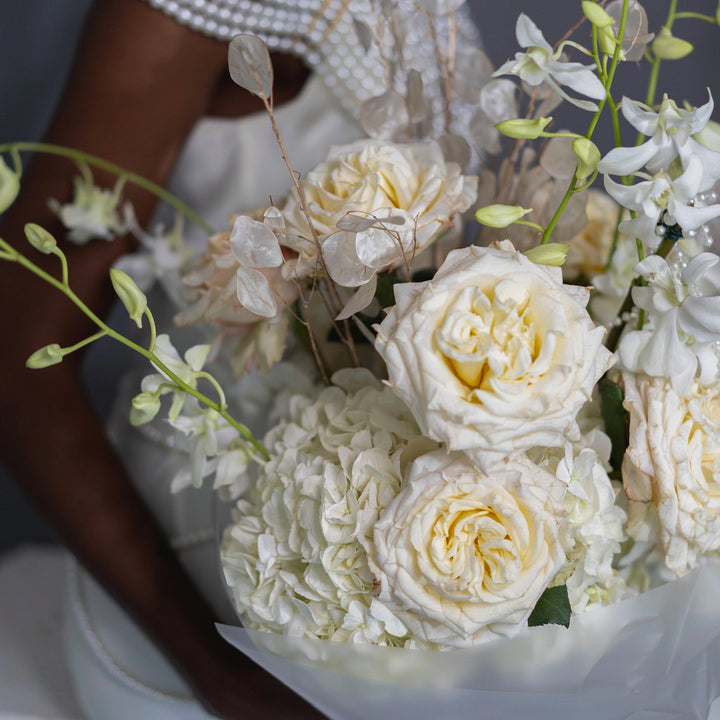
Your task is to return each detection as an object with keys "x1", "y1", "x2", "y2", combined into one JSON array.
[
  {"x1": 130, "y1": 391, "x2": 162, "y2": 426},
  {"x1": 572, "y1": 138, "x2": 601, "y2": 183},
  {"x1": 475, "y1": 204, "x2": 532, "y2": 228},
  {"x1": 652, "y1": 28, "x2": 693, "y2": 60},
  {"x1": 26, "y1": 344, "x2": 64, "y2": 369},
  {"x1": 495, "y1": 116, "x2": 553, "y2": 140},
  {"x1": 582, "y1": 1, "x2": 613, "y2": 28},
  {"x1": 523, "y1": 243, "x2": 569, "y2": 267},
  {"x1": 24, "y1": 223, "x2": 57, "y2": 254},
  {"x1": 0, "y1": 156, "x2": 19, "y2": 215},
  {"x1": 598, "y1": 26, "x2": 624, "y2": 59},
  {"x1": 110, "y1": 268, "x2": 147, "y2": 328}
]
